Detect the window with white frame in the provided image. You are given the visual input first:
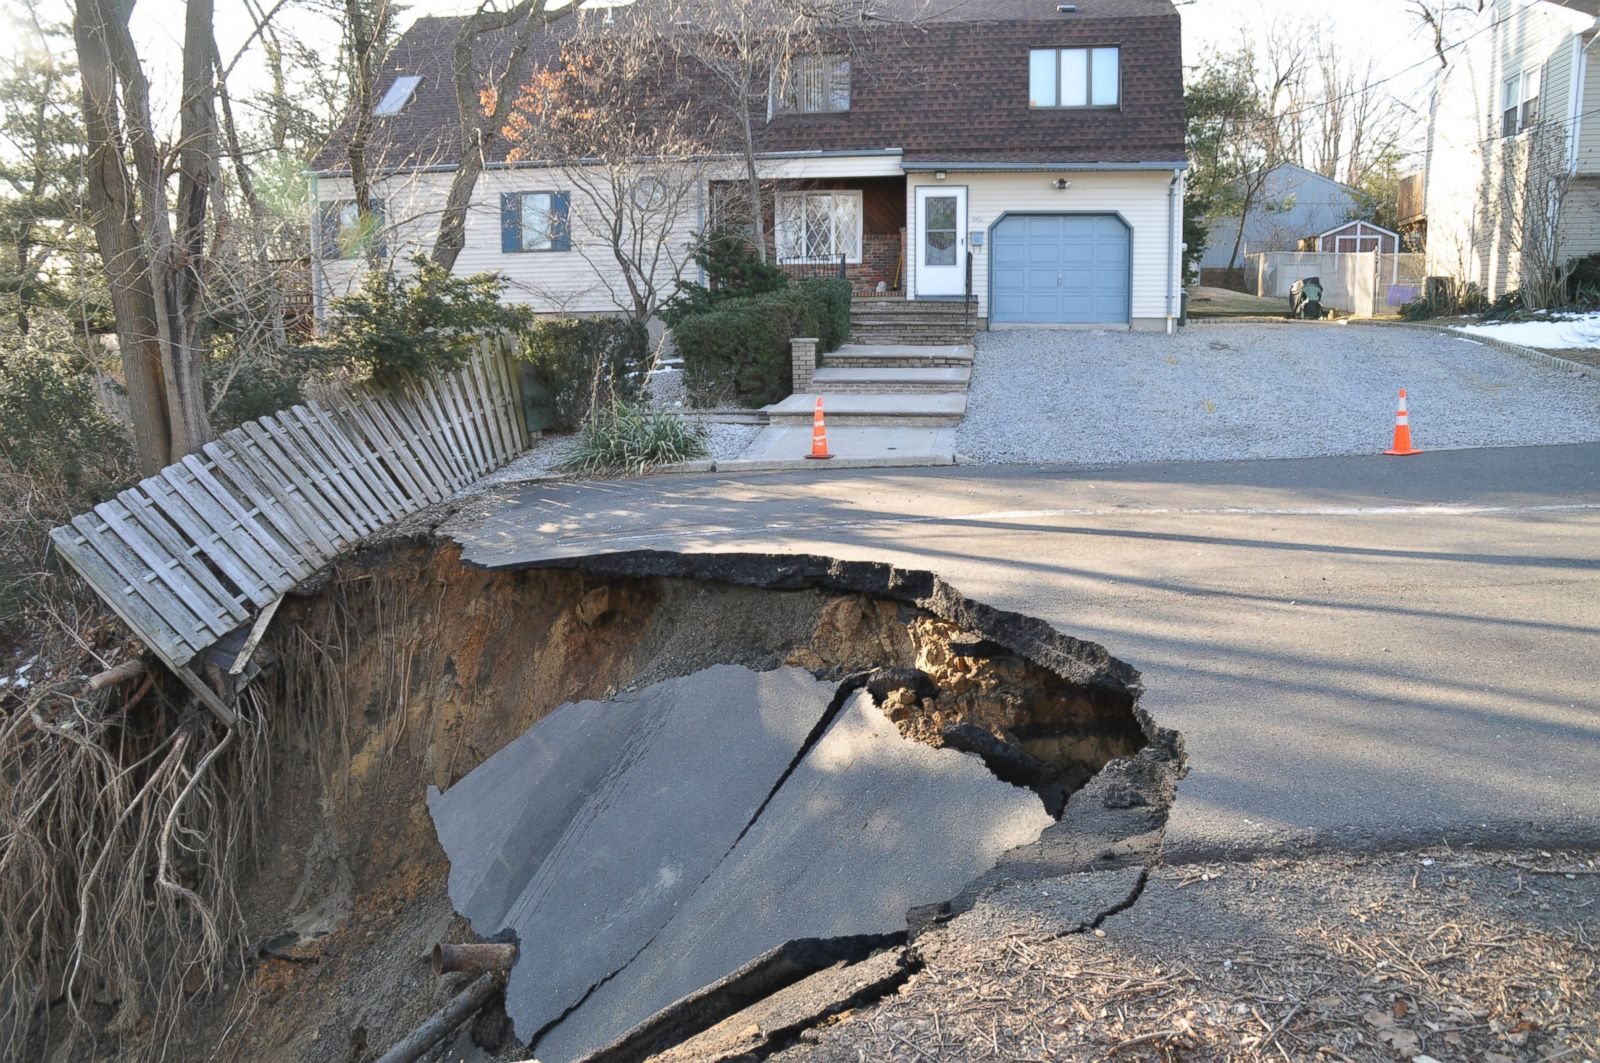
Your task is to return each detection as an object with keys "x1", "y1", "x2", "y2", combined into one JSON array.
[
  {"x1": 772, "y1": 55, "x2": 851, "y2": 115},
  {"x1": 775, "y1": 191, "x2": 862, "y2": 264},
  {"x1": 1502, "y1": 68, "x2": 1540, "y2": 136},
  {"x1": 1522, "y1": 65, "x2": 1541, "y2": 129},
  {"x1": 1029, "y1": 46, "x2": 1119, "y2": 108}
]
